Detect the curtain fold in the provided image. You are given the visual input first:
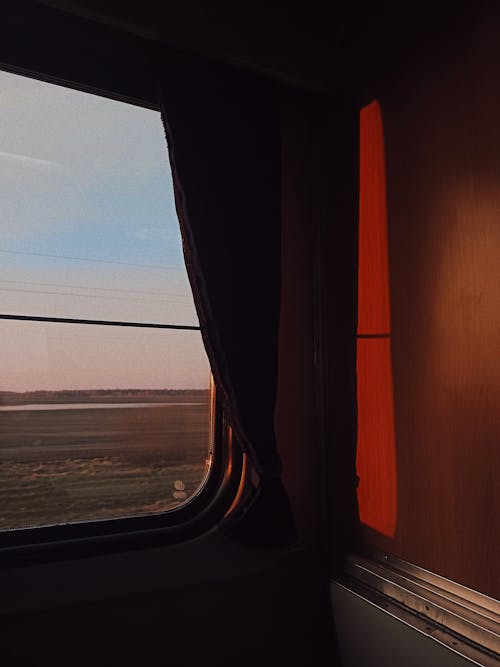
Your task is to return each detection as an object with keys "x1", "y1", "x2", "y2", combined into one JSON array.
[{"x1": 159, "y1": 54, "x2": 295, "y2": 547}]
